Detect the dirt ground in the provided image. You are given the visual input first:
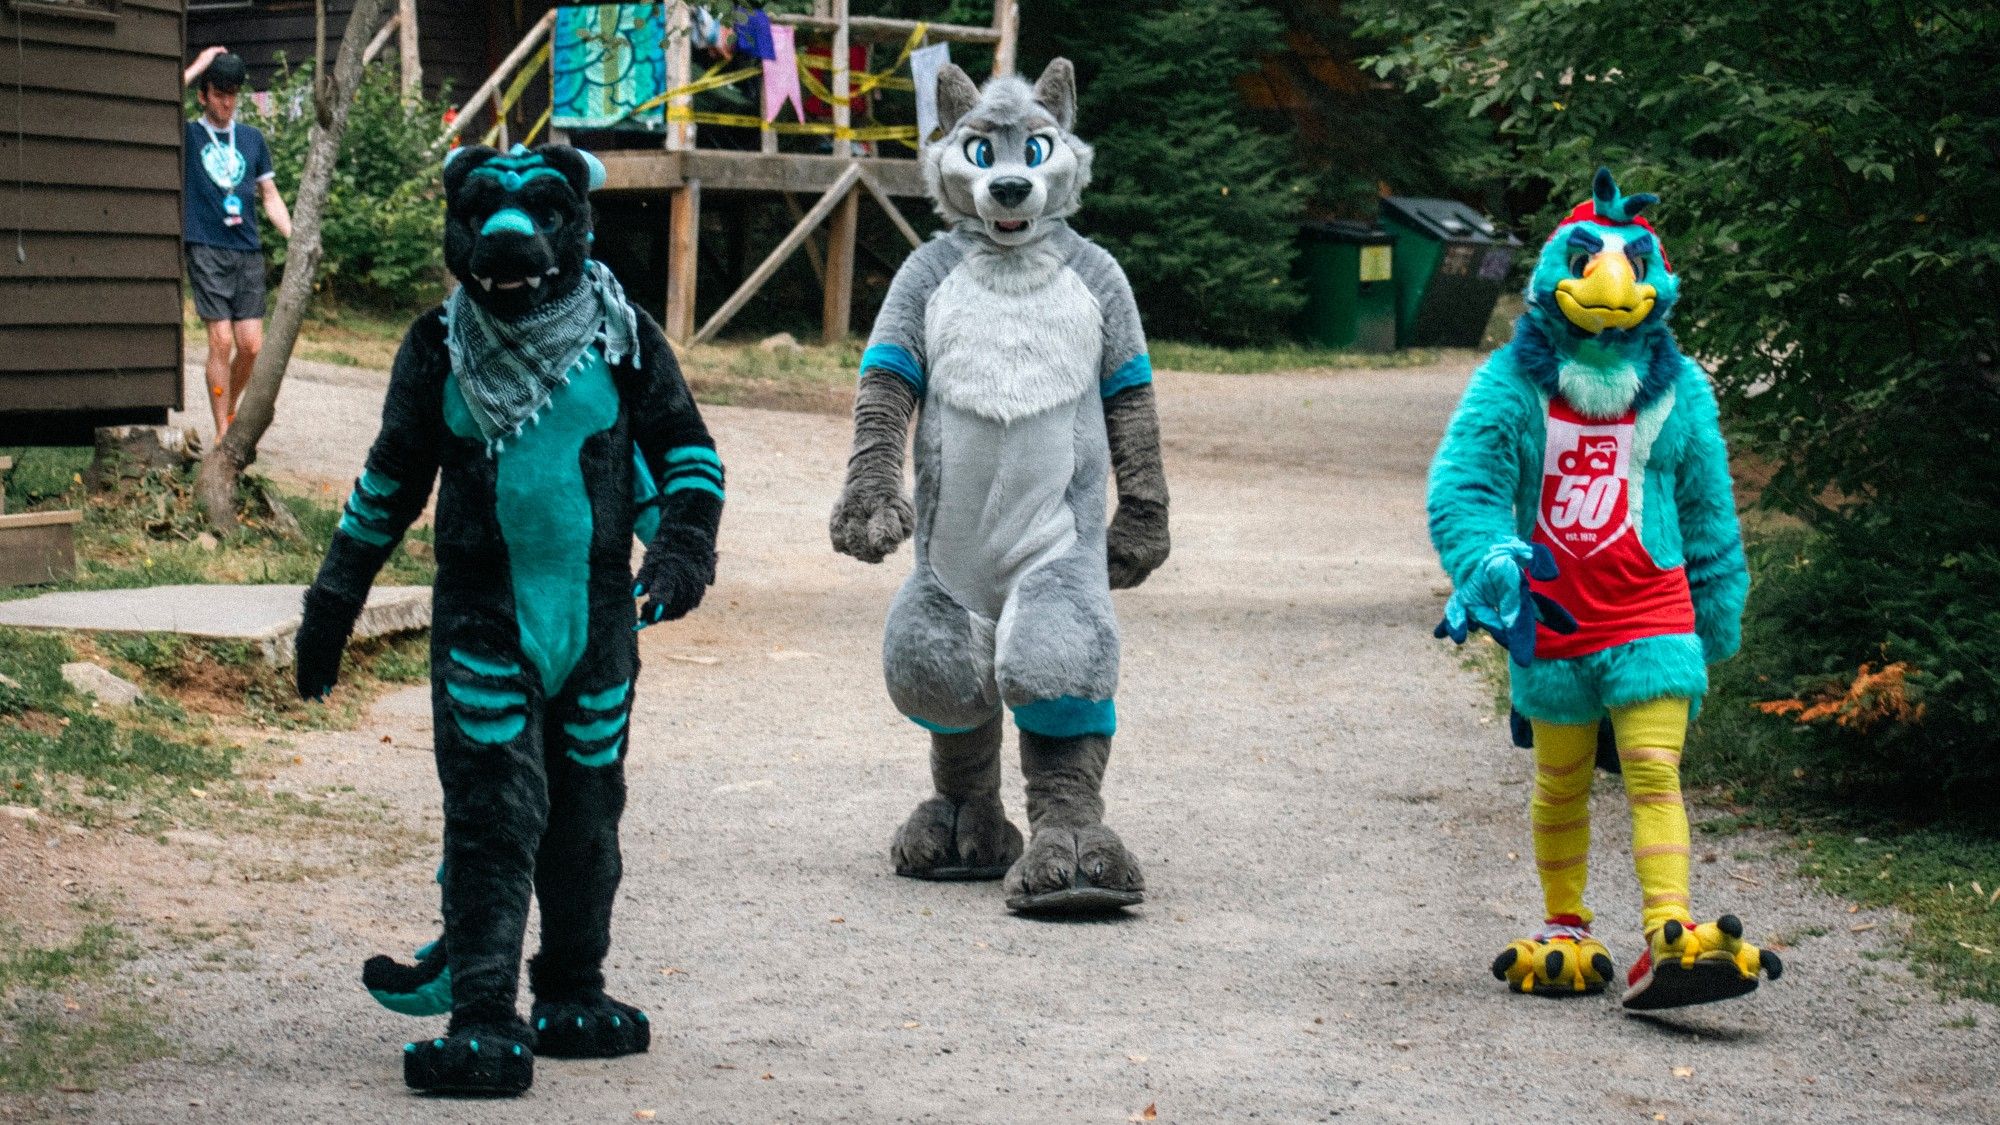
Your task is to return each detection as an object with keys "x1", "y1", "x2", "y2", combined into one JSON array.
[{"x1": 11, "y1": 358, "x2": 2000, "y2": 1122}]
